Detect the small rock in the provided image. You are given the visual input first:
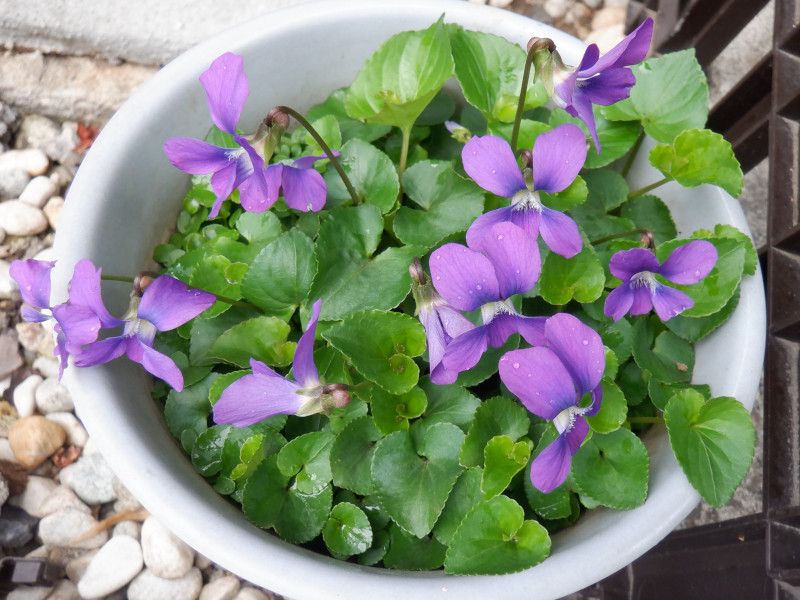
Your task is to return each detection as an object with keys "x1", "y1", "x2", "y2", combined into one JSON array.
[
  {"x1": 582, "y1": 0, "x2": 603, "y2": 8},
  {"x1": 8, "y1": 415, "x2": 66, "y2": 469},
  {"x1": 127, "y1": 567, "x2": 203, "y2": 600},
  {"x1": 8, "y1": 474, "x2": 57, "y2": 517},
  {"x1": 35, "y1": 377, "x2": 73, "y2": 414},
  {"x1": 0, "y1": 259, "x2": 20, "y2": 300},
  {"x1": 13, "y1": 374, "x2": 42, "y2": 418},
  {"x1": 38, "y1": 484, "x2": 91, "y2": 517},
  {"x1": 141, "y1": 516, "x2": 195, "y2": 579},
  {"x1": 233, "y1": 588, "x2": 274, "y2": 600},
  {"x1": 59, "y1": 453, "x2": 117, "y2": 504},
  {"x1": 19, "y1": 175, "x2": 58, "y2": 208},
  {"x1": 0, "y1": 504, "x2": 38, "y2": 547},
  {"x1": 15, "y1": 115, "x2": 60, "y2": 153},
  {"x1": 113, "y1": 478, "x2": 142, "y2": 512},
  {"x1": 488, "y1": 0, "x2": 513, "y2": 6},
  {"x1": 584, "y1": 24, "x2": 625, "y2": 52},
  {"x1": 6, "y1": 586, "x2": 52, "y2": 600},
  {"x1": 65, "y1": 548, "x2": 98, "y2": 582},
  {"x1": 32, "y1": 356, "x2": 59, "y2": 379},
  {"x1": 0, "y1": 200, "x2": 49, "y2": 236},
  {"x1": 200, "y1": 574, "x2": 240, "y2": 600},
  {"x1": 0, "y1": 148, "x2": 50, "y2": 176},
  {"x1": 113, "y1": 519, "x2": 142, "y2": 540},
  {"x1": 43, "y1": 195, "x2": 64, "y2": 230},
  {"x1": 77, "y1": 535, "x2": 144, "y2": 599},
  {"x1": 44, "y1": 579, "x2": 80, "y2": 600},
  {"x1": 46, "y1": 412, "x2": 88, "y2": 447},
  {"x1": 0, "y1": 330, "x2": 24, "y2": 380},
  {"x1": 591, "y1": 6, "x2": 626, "y2": 29},
  {"x1": 194, "y1": 553, "x2": 212, "y2": 570},
  {"x1": 24, "y1": 545, "x2": 48, "y2": 558},
  {"x1": 0, "y1": 168, "x2": 31, "y2": 198},
  {"x1": 544, "y1": 0, "x2": 570, "y2": 18},
  {"x1": 15, "y1": 321, "x2": 55, "y2": 358},
  {"x1": 38, "y1": 507, "x2": 108, "y2": 549}
]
